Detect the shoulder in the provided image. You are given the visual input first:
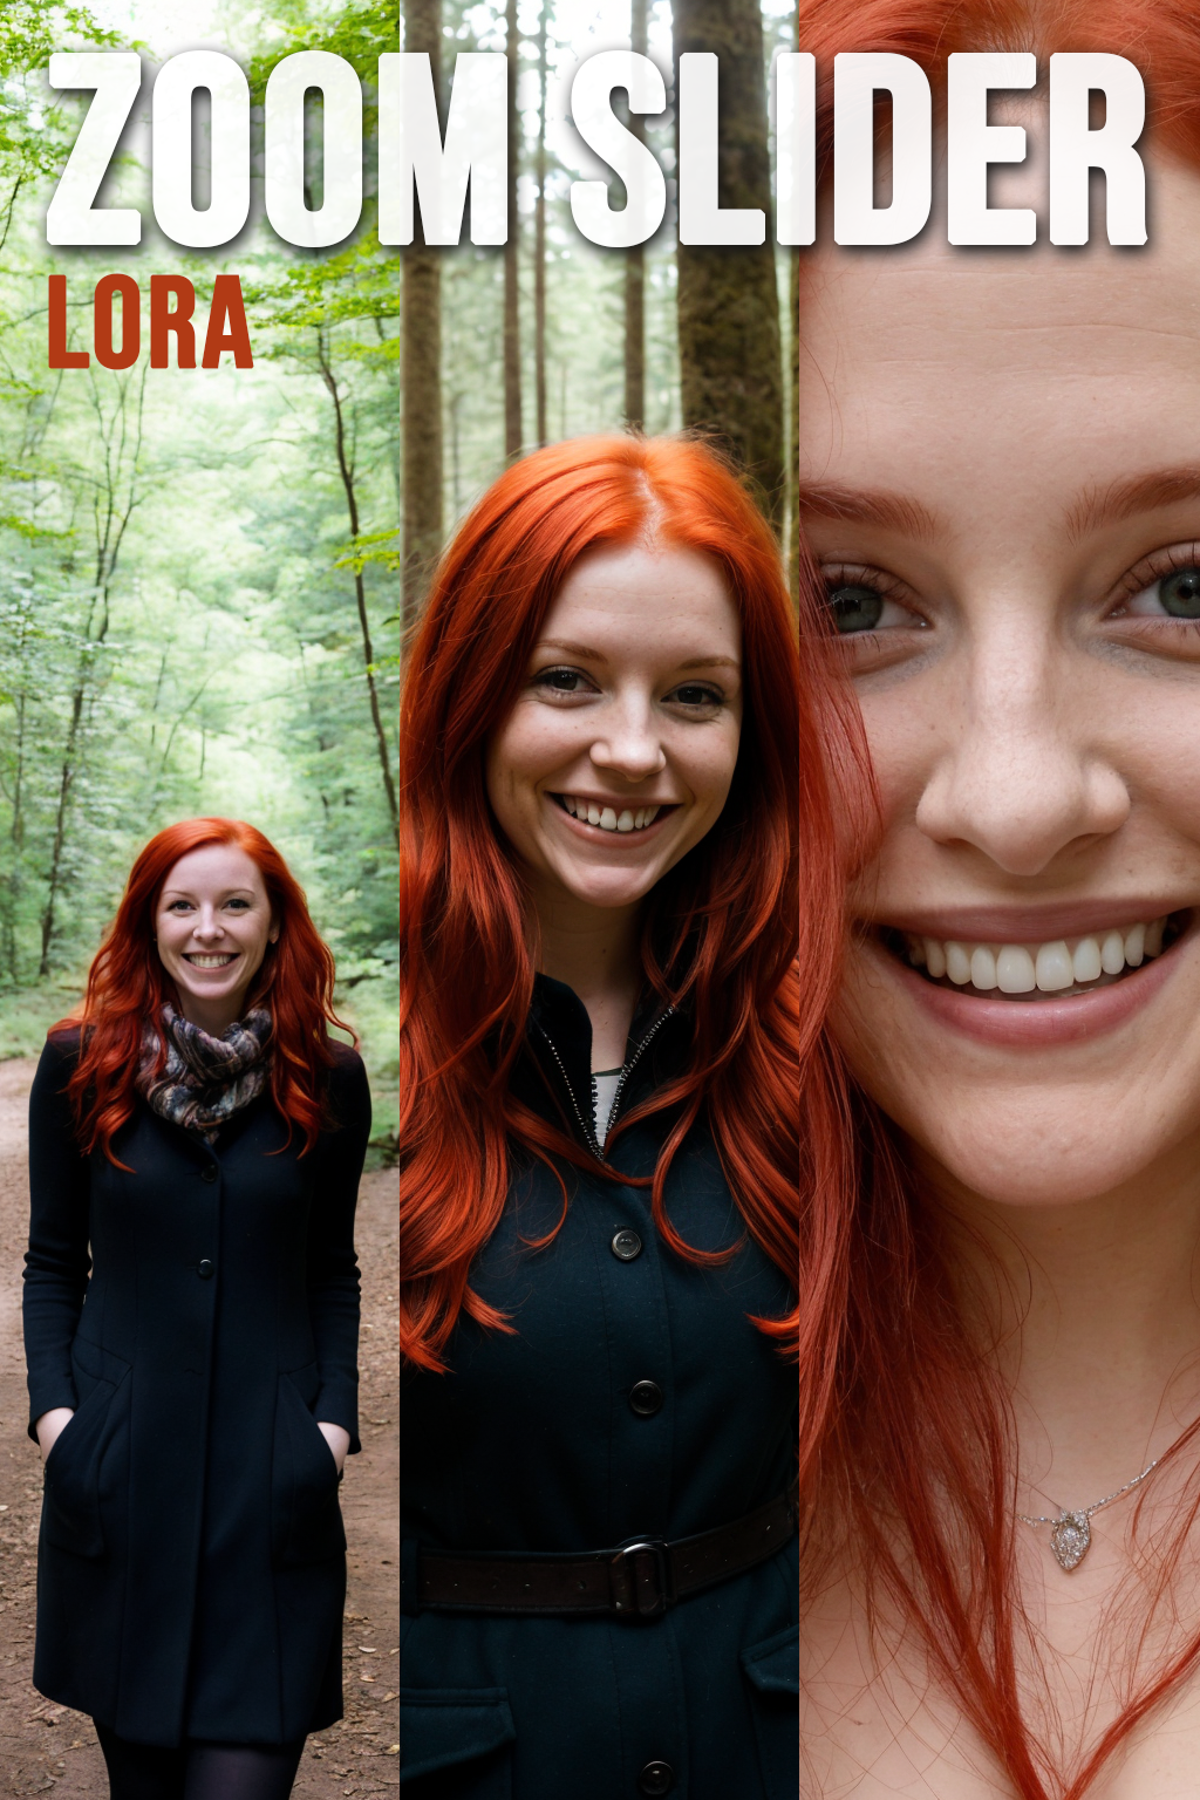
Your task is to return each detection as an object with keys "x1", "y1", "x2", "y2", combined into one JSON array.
[
  {"x1": 323, "y1": 1039, "x2": 371, "y2": 1123},
  {"x1": 37, "y1": 1025, "x2": 83, "y2": 1079}
]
